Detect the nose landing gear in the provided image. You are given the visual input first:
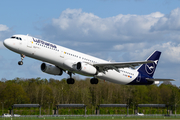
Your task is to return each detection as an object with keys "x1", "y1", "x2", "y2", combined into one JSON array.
[
  {"x1": 18, "y1": 54, "x2": 25, "y2": 65},
  {"x1": 18, "y1": 61, "x2": 23, "y2": 65}
]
